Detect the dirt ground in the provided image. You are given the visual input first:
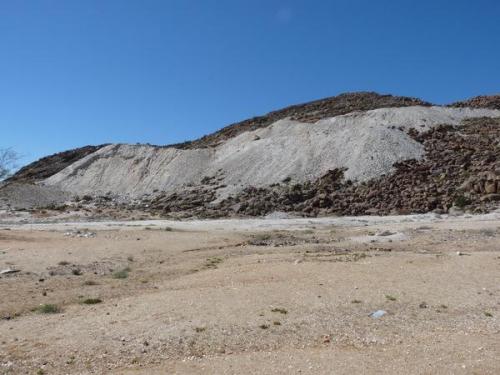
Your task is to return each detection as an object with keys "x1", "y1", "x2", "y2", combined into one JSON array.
[{"x1": 0, "y1": 213, "x2": 499, "y2": 374}]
